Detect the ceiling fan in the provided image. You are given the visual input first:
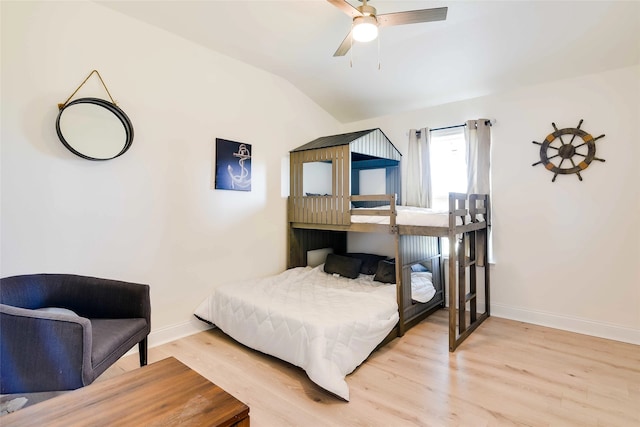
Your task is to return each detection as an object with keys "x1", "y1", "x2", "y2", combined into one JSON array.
[{"x1": 327, "y1": 0, "x2": 448, "y2": 56}]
